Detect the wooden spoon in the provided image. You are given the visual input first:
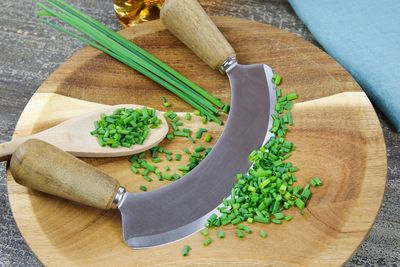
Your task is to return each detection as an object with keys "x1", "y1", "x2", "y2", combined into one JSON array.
[{"x1": 0, "y1": 104, "x2": 168, "y2": 162}]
